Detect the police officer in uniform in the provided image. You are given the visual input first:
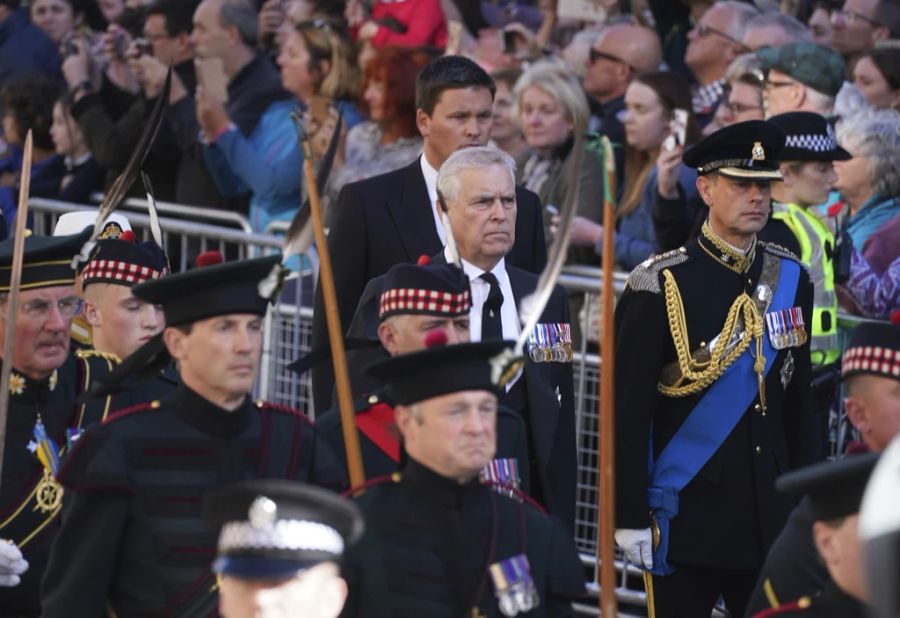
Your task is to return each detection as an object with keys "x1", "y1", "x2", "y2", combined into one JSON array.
[
  {"x1": 313, "y1": 259, "x2": 530, "y2": 491},
  {"x1": 0, "y1": 229, "x2": 125, "y2": 618},
  {"x1": 614, "y1": 120, "x2": 816, "y2": 618},
  {"x1": 767, "y1": 111, "x2": 850, "y2": 367},
  {"x1": 341, "y1": 340, "x2": 585, "y2": 617},
  {"x1": 753, "y1": 453, "x2": 879, "y2": 617},
  {"x1": 41, "y1": 254, "x2": 345, "y2": 617},
  {"x1": 205, "y1": 479, "x2": 364, "y2": 618}
]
